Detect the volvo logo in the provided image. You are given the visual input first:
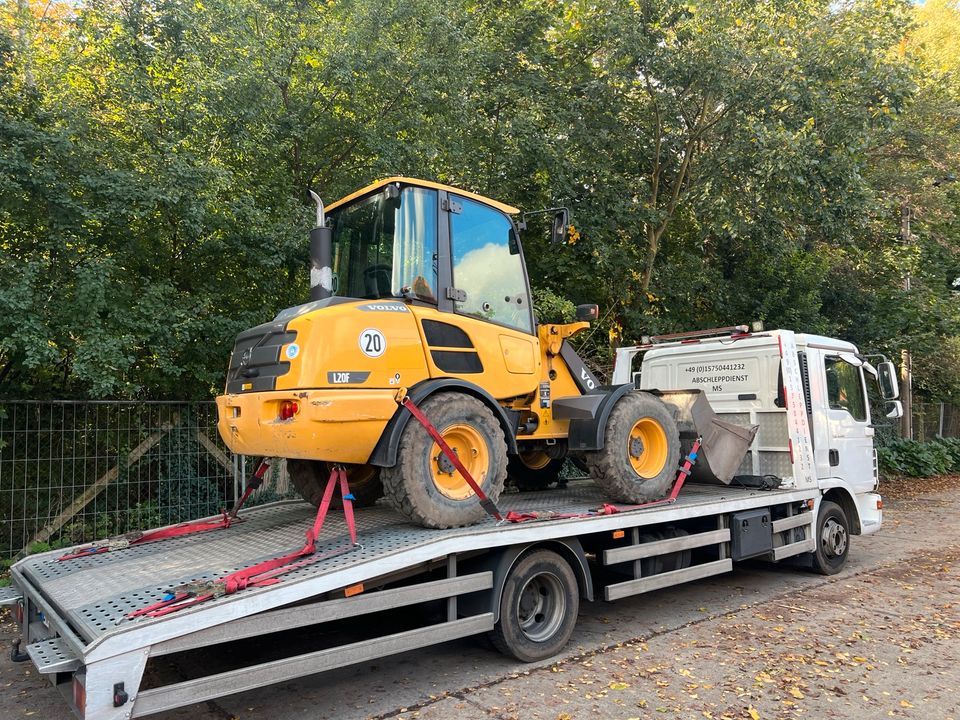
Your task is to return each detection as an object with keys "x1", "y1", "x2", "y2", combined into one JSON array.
[{"x1": 580, "y1": 368, "x2": 596, "y2": 390}]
